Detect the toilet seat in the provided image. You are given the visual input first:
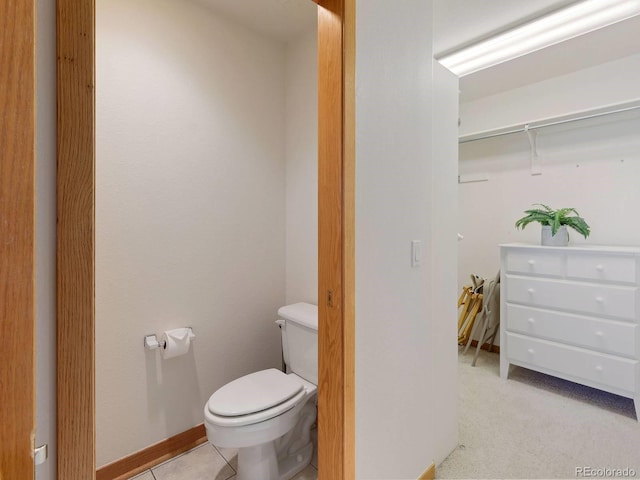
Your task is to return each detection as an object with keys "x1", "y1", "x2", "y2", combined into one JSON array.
[{"x1": 206, "y1": 369, "x2": 306, "y2": 428}]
